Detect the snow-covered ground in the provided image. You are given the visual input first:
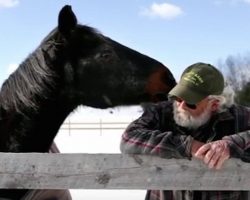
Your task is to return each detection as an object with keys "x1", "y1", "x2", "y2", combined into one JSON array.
[{"x1": 55, "y1": 105, "x2": 146, "y2": 200}]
